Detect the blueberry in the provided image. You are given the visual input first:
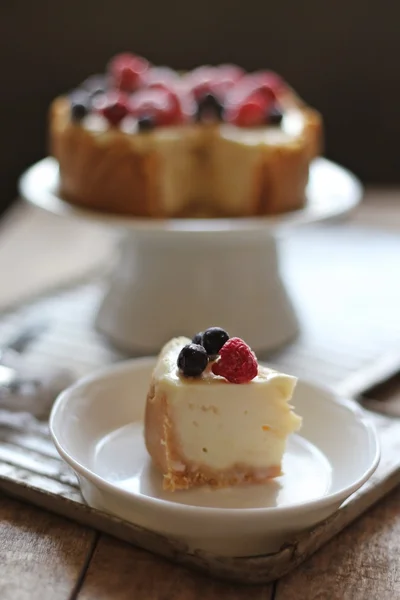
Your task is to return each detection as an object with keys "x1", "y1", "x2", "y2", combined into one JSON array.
[
  {"x1": 138, "y1": 114, "x2": 155, "y2": 132},
  {"x1": 71, "y1": 102, "x2": 88, "y2": 121},
  {"x1": 195, "y1": 93, "x2": 224, "y2": 122},
  {"x1": 267, "y1": 105, "x2": 283, "y2": 125},
  {"x1": 70, "y1": 91, "x2": 90, "y2": 122},
  {"x1": 177, "y1": 344, "x2": 208, "y2": 377},
  {"x1": 202, "y1": 327, "x2": 229, "y2": 356},
  {"x1": 192, "y1": 331, "x2": 203, "y2": 345}
]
